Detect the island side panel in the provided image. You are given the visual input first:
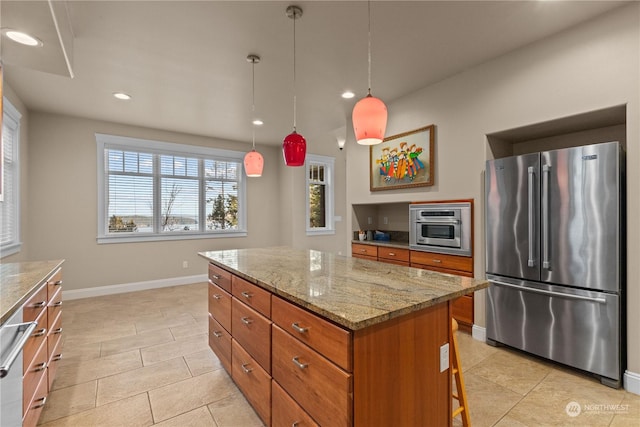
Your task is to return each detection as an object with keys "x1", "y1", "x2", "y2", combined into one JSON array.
[{"x1": 353, "y1": 301, "x2": 451, "y2": 427}]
